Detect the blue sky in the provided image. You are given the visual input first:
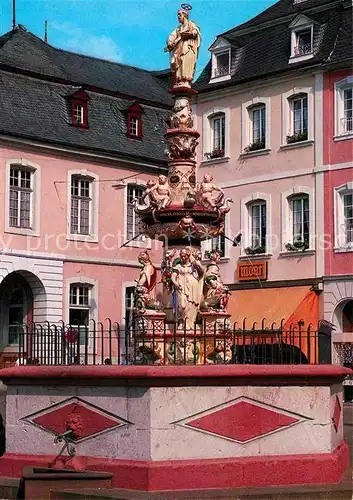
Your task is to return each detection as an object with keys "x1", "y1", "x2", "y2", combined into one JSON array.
[{"x1": 0, "y1": 0, "x2": 276, "y2": 75}]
